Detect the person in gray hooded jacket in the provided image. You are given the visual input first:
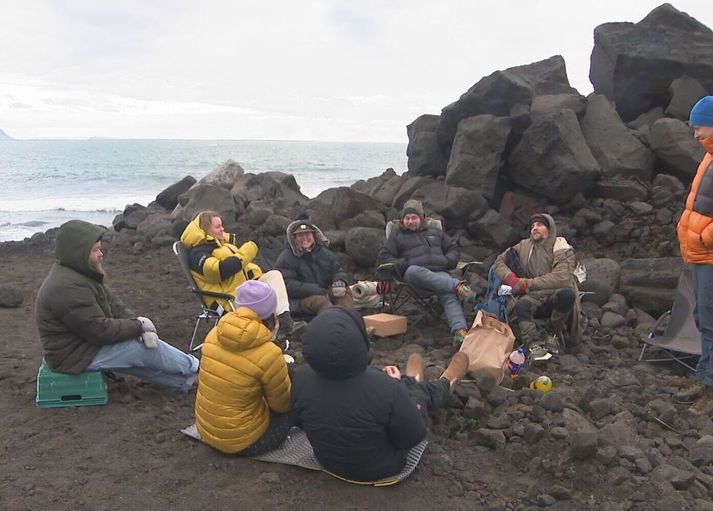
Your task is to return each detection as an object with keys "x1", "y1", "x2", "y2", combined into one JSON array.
[
  {"x1": 492, "y1": 213, "x2": 584, "y2": 359},
  {"x1": 276, "y1": 216, "x2": 353, "y2": 315},
  {"x1": 35, "y1": 220, "x2": 199, "y2": 391}
]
